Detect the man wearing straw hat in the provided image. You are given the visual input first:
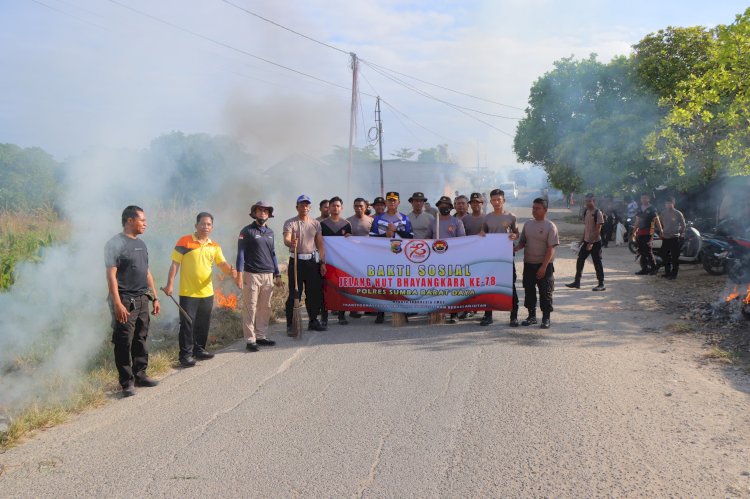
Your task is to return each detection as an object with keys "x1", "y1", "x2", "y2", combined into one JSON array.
[
  {"x1": 283, "y1": 195, "x2": 328, "y2": 333},
  {"x1": 236, "y1": 201, "x2": 282, "y2": 352}
]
